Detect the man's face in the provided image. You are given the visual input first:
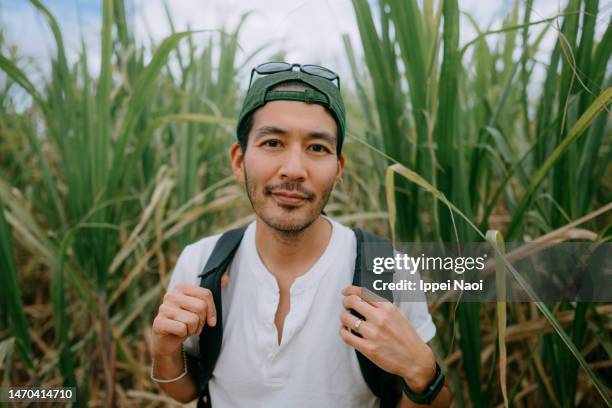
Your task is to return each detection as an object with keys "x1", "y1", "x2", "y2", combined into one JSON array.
[{"x1": 230, "y1": 100, "x2": 344, "y2": 233}]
